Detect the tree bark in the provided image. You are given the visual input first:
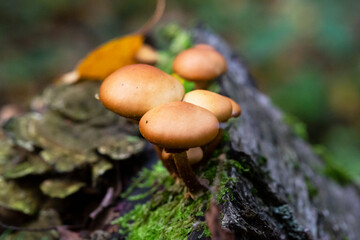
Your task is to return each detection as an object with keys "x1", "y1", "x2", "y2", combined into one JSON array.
[
  {"x1": 1, "y1": 26, "x2": 360, "y2": 240},
  {"x1": 191, "y1": 26, "x2": 360, "y2": 240}
]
